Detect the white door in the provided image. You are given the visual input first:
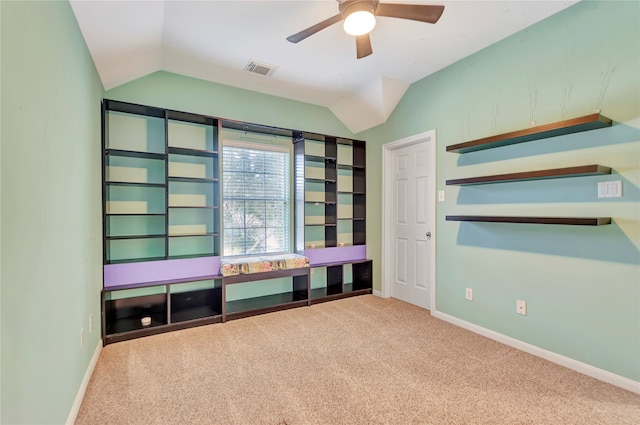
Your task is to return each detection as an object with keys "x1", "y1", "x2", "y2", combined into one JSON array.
[{"x1": 389, "y1": 139, "x2": 433, "y2": 309}]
